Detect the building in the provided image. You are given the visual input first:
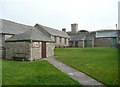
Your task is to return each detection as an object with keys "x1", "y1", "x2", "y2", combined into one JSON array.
[
  {"x1": 0, "y1": 19, "x2": 34, "y2": 58},
  {"x1": 0, "y1": 19, "x2": 69, "y2": 59},
  {"x1": 67, "y1": 23, "x2": 95, "y2": 47},
  {"x1": 5, "y1": 29, "x2": 54, "y2": 61},
  {"x1": 95, "y1": 30, "x2": 119, "y2": 47},
  {"x1": 35, "y1": 24, "x2": 70, "y2": 48}
]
